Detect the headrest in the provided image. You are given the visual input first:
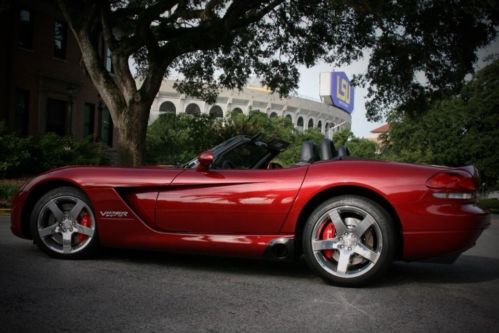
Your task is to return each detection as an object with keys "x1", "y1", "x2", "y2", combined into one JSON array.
[
  {"x1": 319, "y1": 139, "x2": 338, "y2": 160},
  {"x1": 337, "y1": 146, "x2": 350, "y2": 159},
  {"x1": 300, "y1": 141, "x2": 319, "y2": 163}
]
